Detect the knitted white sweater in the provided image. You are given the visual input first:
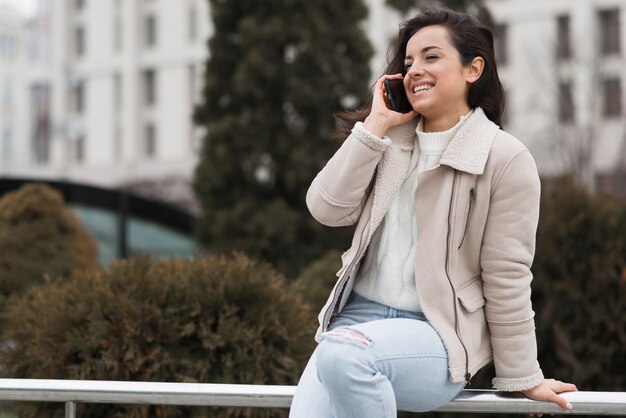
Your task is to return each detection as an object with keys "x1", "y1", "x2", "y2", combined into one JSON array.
[{"x1": 353, "y1": 112, "x2": 472, "y2": 311}]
